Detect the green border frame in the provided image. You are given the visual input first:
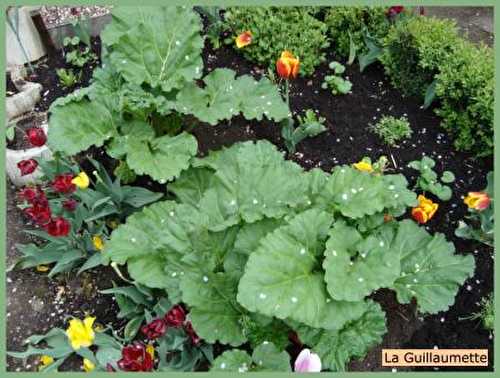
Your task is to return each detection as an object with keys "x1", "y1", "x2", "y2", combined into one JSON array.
[{"x1": 1, "y1": 0, "x2": 497, "y2": 376}]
